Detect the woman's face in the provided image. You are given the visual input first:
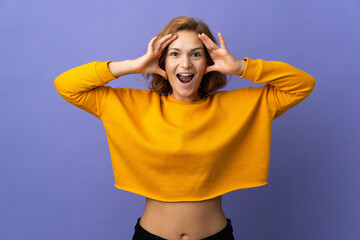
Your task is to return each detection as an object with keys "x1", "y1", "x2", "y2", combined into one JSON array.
[{"x1": 165, "y1": 30, "x2": 207, "y2": 102}]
